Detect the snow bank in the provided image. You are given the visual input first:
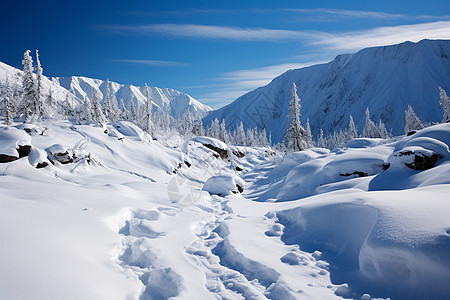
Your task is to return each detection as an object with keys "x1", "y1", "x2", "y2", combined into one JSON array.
[
  {"x1": 0, "y1": 126, "x2": 31, "y2": 157},
  {"x1": 203, "y1": 173, "x2": 245, "y2": 196},
  {"x1": 192, "y1": 136, "x2": 228, "y2": 151}
]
